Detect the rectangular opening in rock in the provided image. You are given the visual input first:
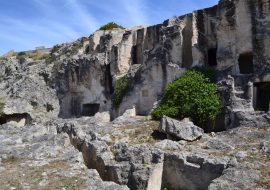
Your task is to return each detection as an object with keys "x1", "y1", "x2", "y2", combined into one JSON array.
[
  {"x1": 131, "y1": 45, "x2": 138, "y2": 65},
  {"x1": 238, "y1": 52, "x2": 253, "y2": 74},
  {"x1": 81, "y1": 103, "x2": 100, "y2": 116},
  {"x1": 207, "y1": 48, "x2": 217, "y2": 66},
  {"x1": 254, "y1": 82, "x2": 270, "y2": 111},
  {"x1": 0, "y1": 113, "x2": 31, "y2": 127},
  {"x1": 182, "y1": 21, "x2": 193, "y2": 68},
  {"x1": 71, "y1": 97, "x2": 81, "y2": 117}
]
